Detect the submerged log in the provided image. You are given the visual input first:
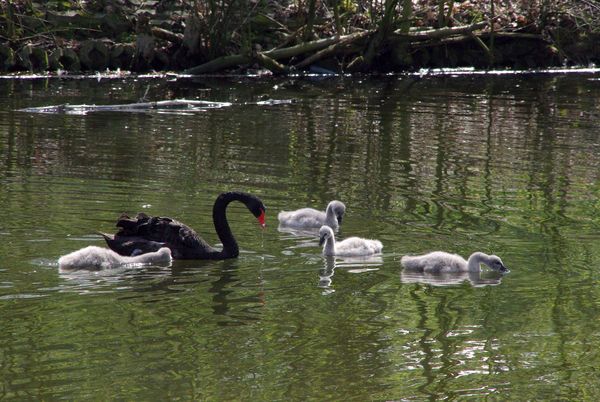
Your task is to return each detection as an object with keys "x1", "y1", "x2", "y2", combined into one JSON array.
[{"x1": 19, "y1": 99, "x2": 233, "y2": 114}]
